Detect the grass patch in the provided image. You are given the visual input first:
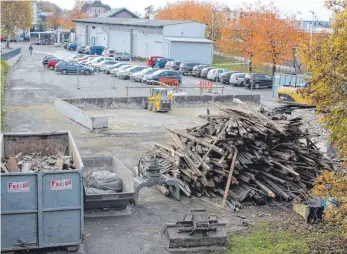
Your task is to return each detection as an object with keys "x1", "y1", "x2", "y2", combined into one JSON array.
[
  {"x1": 1, "y1": 59, "x2": 9, "y2": 132},
  {"x1": 228, "y1": 222, "x2": 346, "y2": 254},
  {"x1": 228, "y1": 224, "x2": 309, "y2": 254}
]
